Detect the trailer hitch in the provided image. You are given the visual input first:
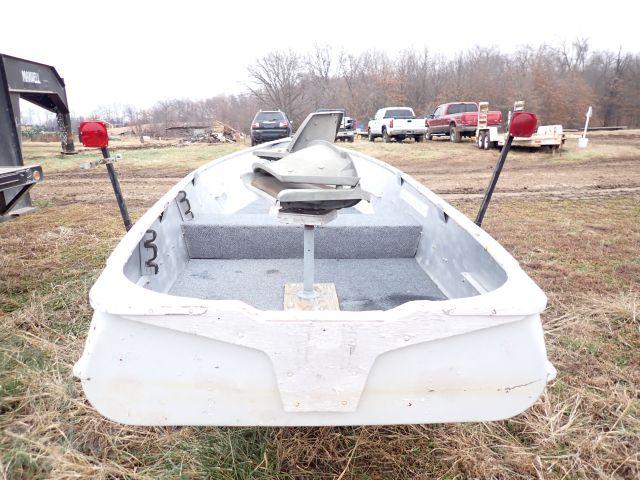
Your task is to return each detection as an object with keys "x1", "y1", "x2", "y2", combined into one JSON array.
[
  {"x1": 475, "y1": 111, "x2": 538, "y2": 227},
  {"x1": 78, "y1": 121, "x2": 132, "y2": 231}
]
